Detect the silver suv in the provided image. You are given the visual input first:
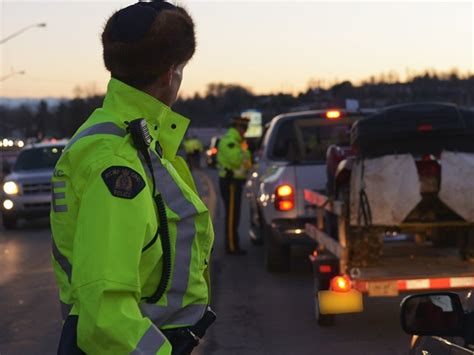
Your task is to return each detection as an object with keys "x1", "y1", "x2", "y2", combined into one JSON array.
[
  {"x1": 1, "y1": 141, "x2": 66, "y2": 229},
  {"x1": 245, "y1": 109, "x2": 371, "y2": 272}
]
